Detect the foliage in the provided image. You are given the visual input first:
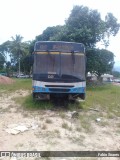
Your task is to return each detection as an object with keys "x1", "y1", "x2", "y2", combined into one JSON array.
[
  {"x1": 10, "y1": 35, "x2": 26, "y2": 64},
  {"x1": 0, "y1": 53, "x2": 5, "y2": 70},
  {"x1": 20, "y1": 55, "x2": 32, "y2": 74},
  {"x1": 112, "y1": 71, "x2": 120, "y2": 78},
  {"x1": 29, "y1": 40, "x2": 35, "y2": 54},
  {"x1": 0, "y1": 41, "x2": 11, "y2": 58},
  {"x1": 36, "y1": 25, "x2": 65, "y2": 41},
  {"x1": 0, "y1": 41, "x2": 10, "y2": 71},
  {"x1": 10, "y1": 36, "x2": 32, "y2": 74},
  {"x1": 65, "y1": 6, "x2": 105, "y2": 47},
  {"x1": 0, "y1": 35, "x2": 32, "y2": 75},
  {"x1": 30, "y1": 5, "x2": 120, "y2": 75},
  {"x1": 65, "y1": 6, "x2": 119, "y2": 48},
  {"x1": 35, "y1": 5, "x2": 120, "y2": 49},
  {"x1": 86, "y1": 49, "x2": 114, "y2": 77},
  {"x1": 5, "y1": 61, "x2": 11, "y2": 76}
]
